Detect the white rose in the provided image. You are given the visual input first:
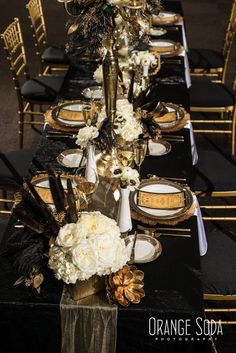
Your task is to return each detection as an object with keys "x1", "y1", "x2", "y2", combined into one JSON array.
[
  {"x1": 93, "y1": 65, "x2": 103, "y2": 83},
  {"x1": 71, "y1": 243, "x2": 97, "y2": 279},
  {"x1": 111, "y1": 239, "x2": 130, "y2": 272},
  {"x1": 93, "y1": 233, "x2": 128, "y2": 275},
  {"x1": 120, "y1": 121, "x2": 142, "y2": 141},
  {"x1": 79, "y1": 212, "x2": 119, "y2": 239},
  {"x1": 116, "y1": 99, "x2": 134, "y2": 120},
  {"x1": 76, "y1": 126, "x2": 99, "y2": 147},
  {"x1": 56, "y1": 223, "x2": 81, "y2": 248}
]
